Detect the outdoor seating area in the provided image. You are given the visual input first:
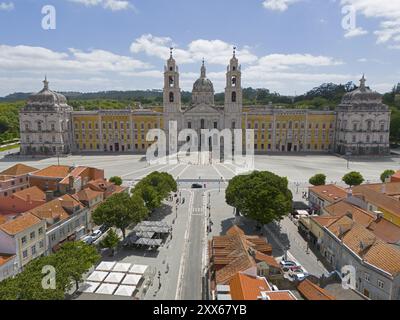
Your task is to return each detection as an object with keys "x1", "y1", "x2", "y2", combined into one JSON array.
[
  {"x1": 123, "y1": 221, "x2": 172, "y2": 249},
  {"x1": 79, "y1": 261, "x2": 149, "y2": 298}
]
